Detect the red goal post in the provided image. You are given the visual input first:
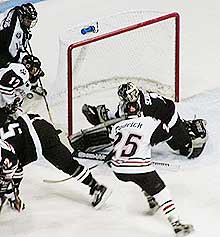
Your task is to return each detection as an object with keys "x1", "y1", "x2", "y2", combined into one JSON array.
[{"x1": 59, "y1": 11, "x2": 180, "y2": 137}]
